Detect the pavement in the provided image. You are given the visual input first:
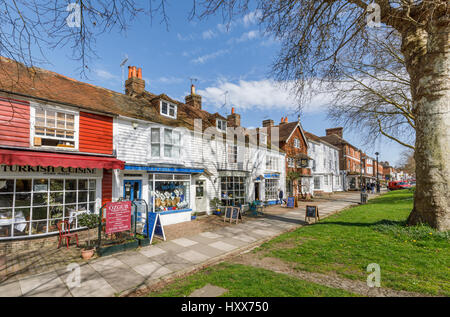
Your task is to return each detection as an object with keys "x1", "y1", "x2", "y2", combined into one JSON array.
[{"x1": 0, "y1": 191, "x2": 378, "y2": 297}]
